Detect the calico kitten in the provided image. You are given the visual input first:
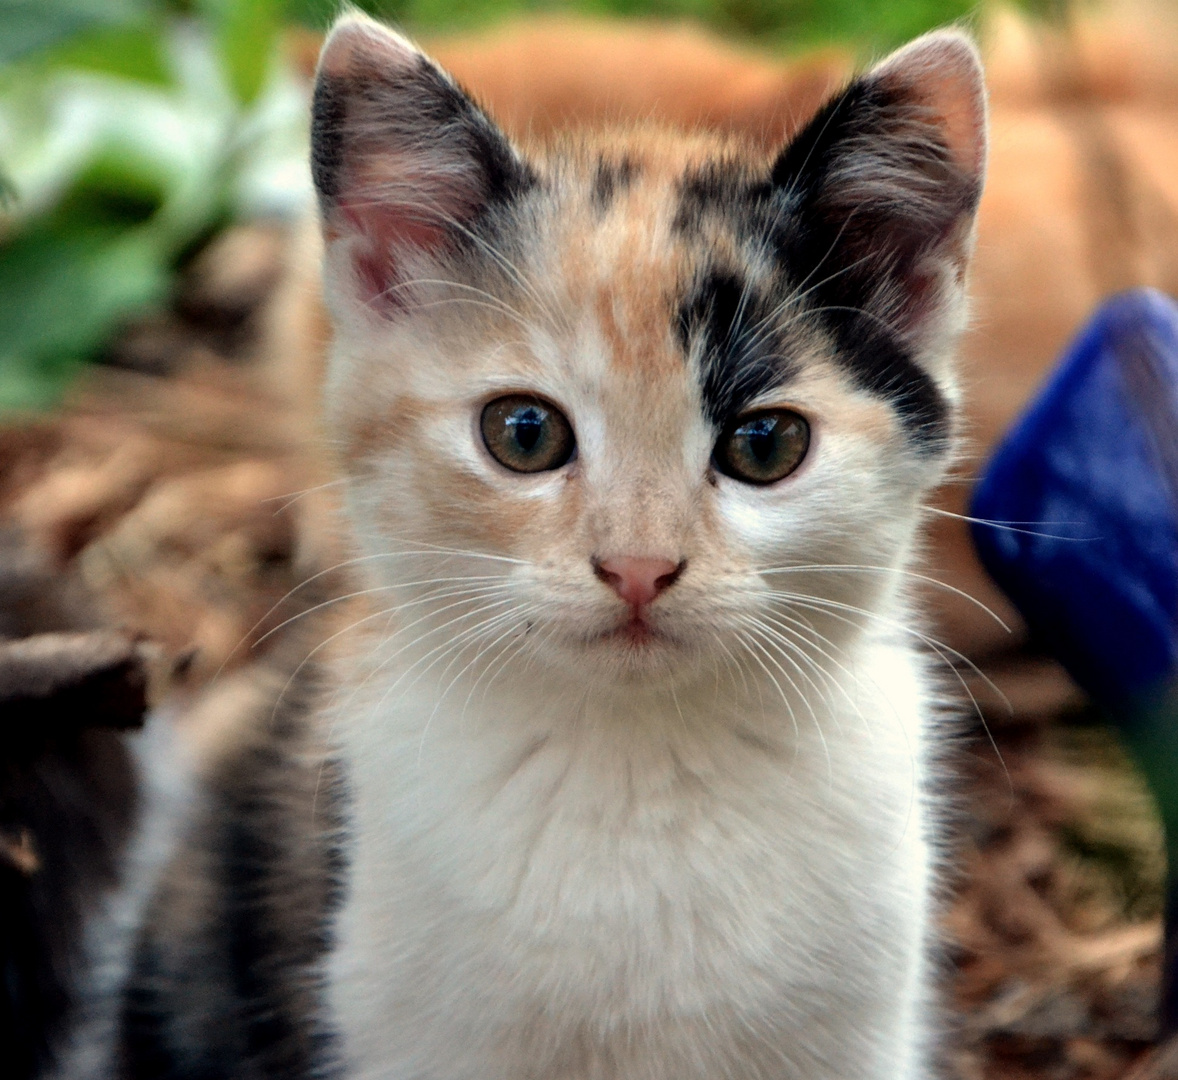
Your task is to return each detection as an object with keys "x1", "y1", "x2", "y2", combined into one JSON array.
[{"x1": 111, "y1": 13, "x2": 988, "y2": 1080}]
